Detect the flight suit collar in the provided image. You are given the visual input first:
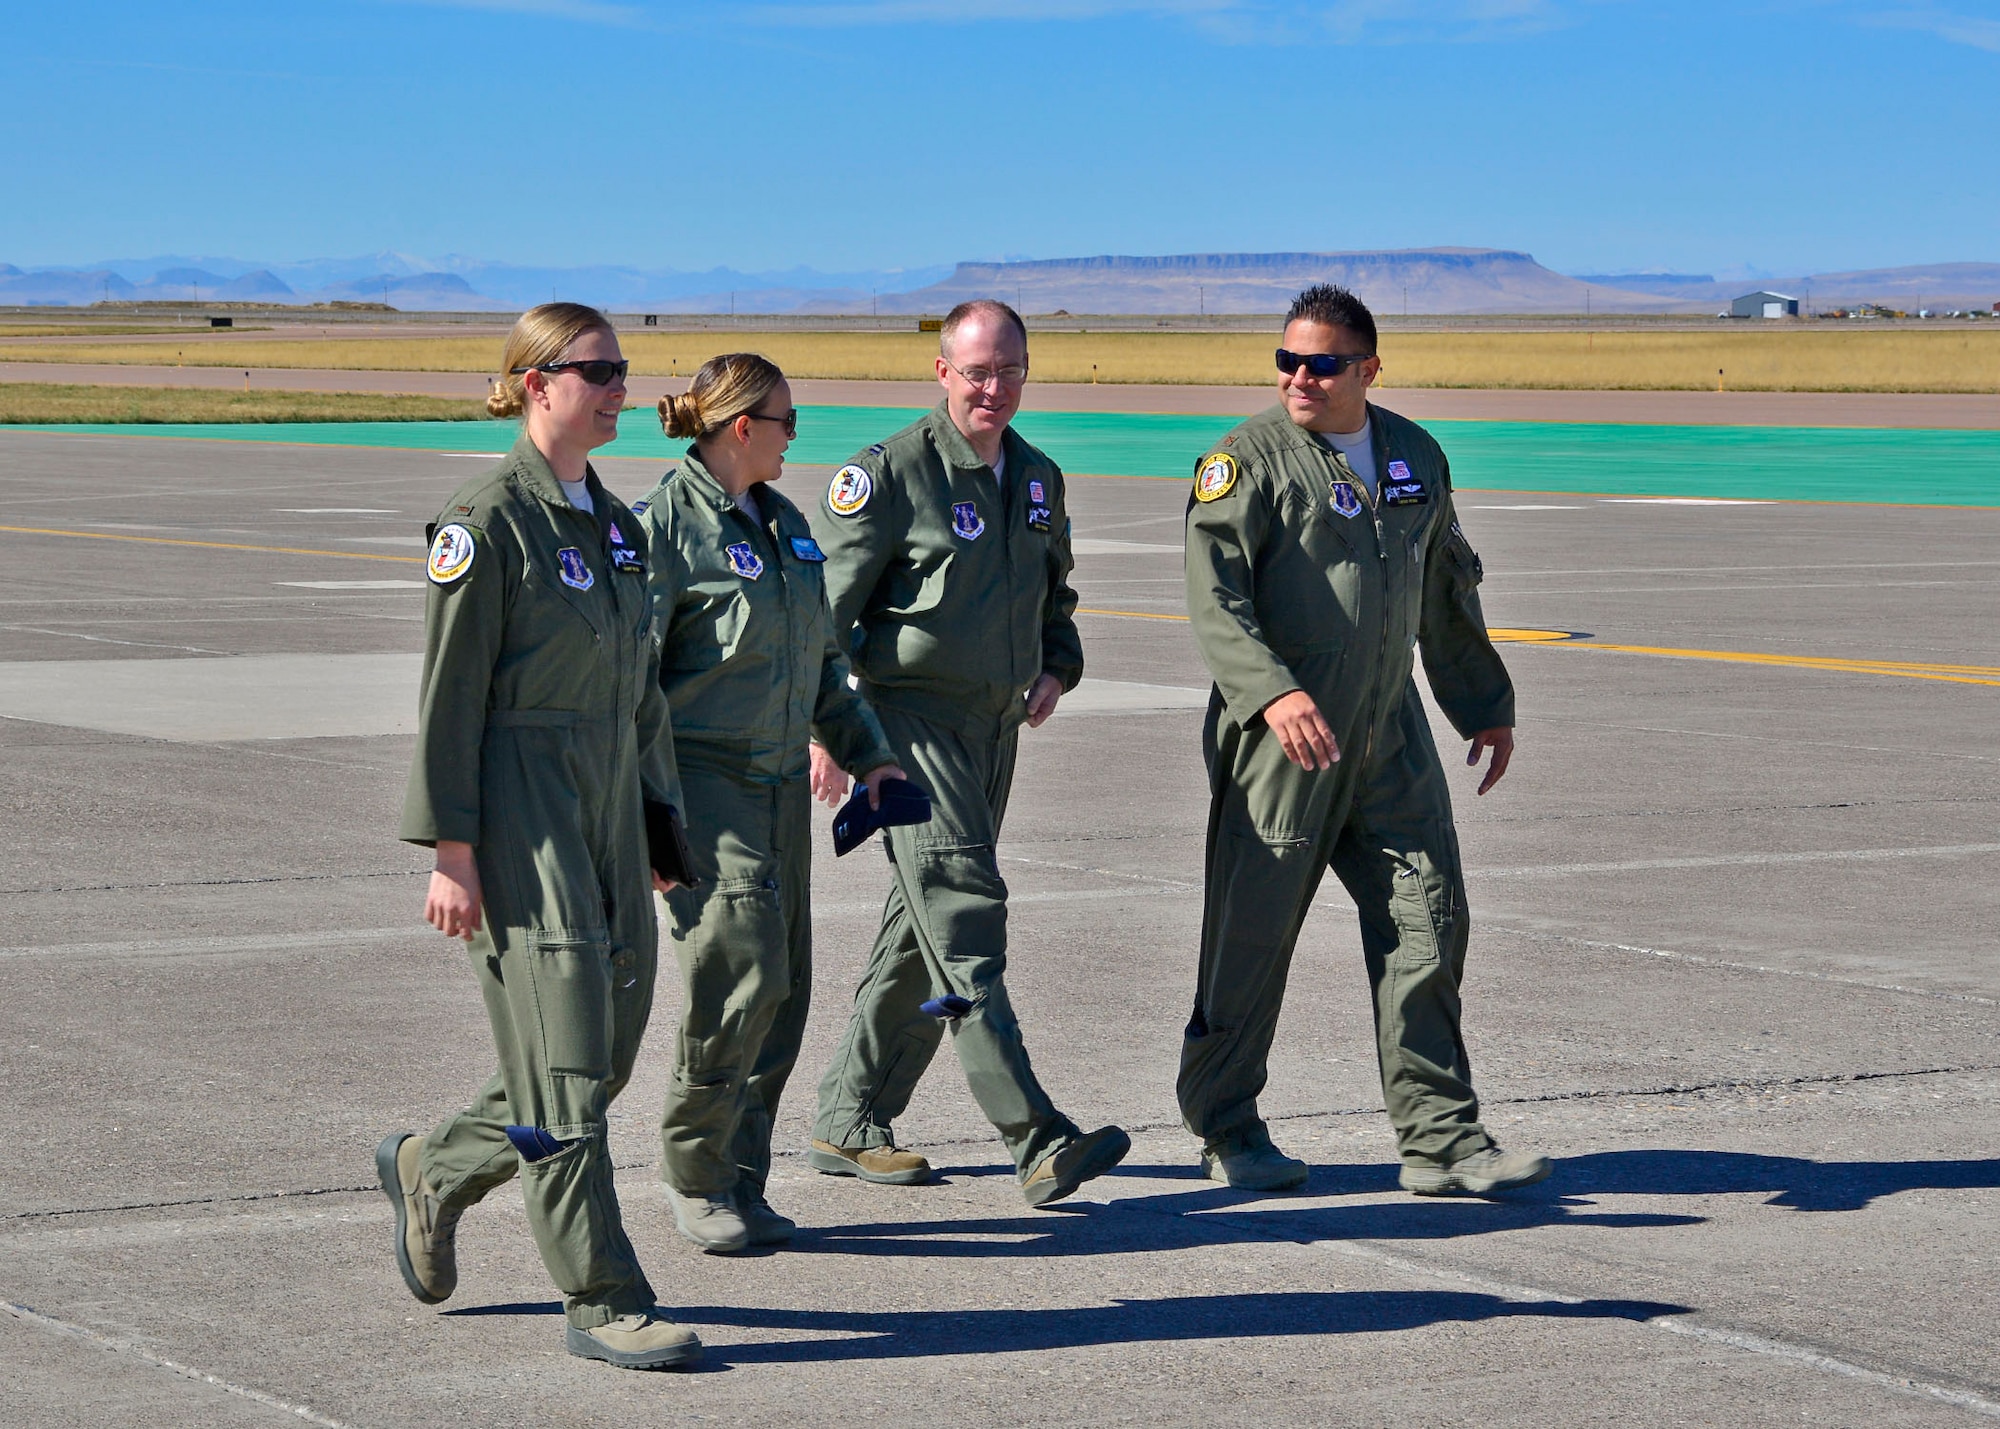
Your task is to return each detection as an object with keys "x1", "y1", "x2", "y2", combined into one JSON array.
[
  {"x1": 507, "y1": 433, "x2": 610, "y2": 534},
  {"x1": 925, "y1": 399, "x2": 1002, "y2": 473},
  {"x1": 675, "y1": 448, "x2": 738, "y2": 513}
]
